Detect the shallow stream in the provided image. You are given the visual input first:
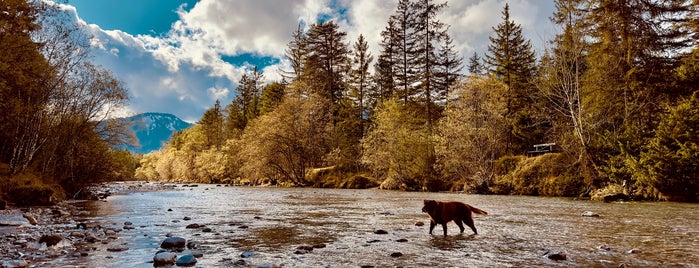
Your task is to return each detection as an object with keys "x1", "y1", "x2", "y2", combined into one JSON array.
[{"x1": 42, "y1": 186, "x2": 699, "y2": 267}]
